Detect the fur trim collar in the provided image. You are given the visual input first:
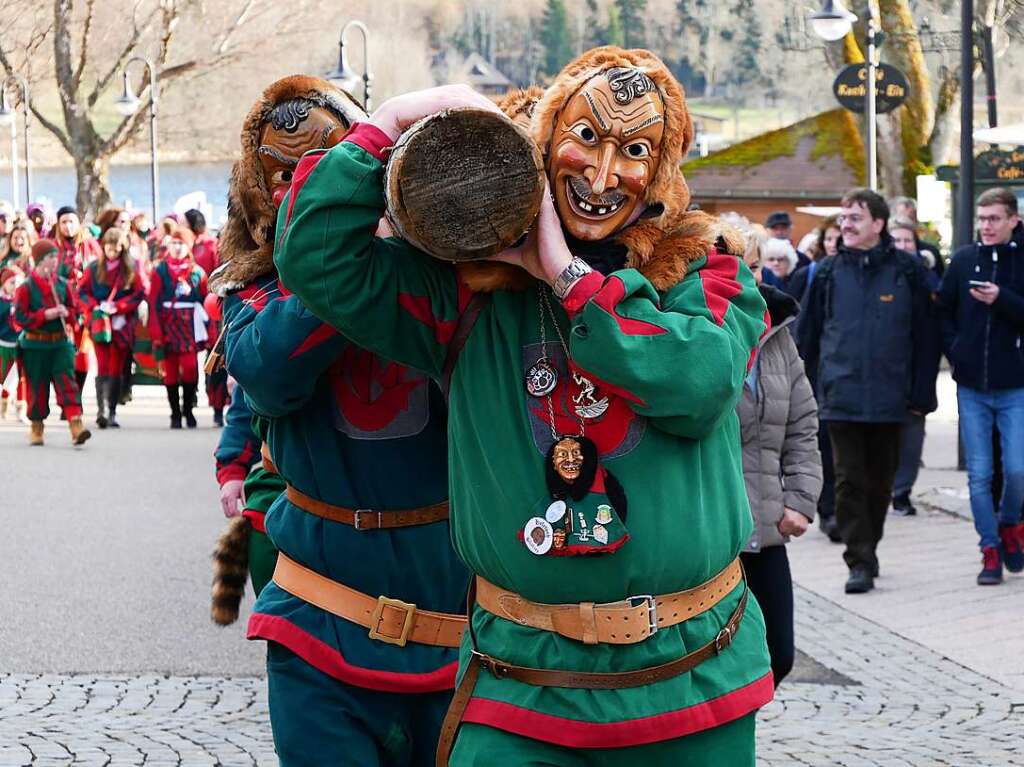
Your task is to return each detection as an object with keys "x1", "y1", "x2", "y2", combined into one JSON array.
[
  {"x1": 457, "y1": 210, "x2": 744, "y2": 294},
  {"x1": 530, "y1": 47, "x2": 694, "y2": 226},
  {"x1": 211, "y1": 75, "x2": 365, "y2": 295}
]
